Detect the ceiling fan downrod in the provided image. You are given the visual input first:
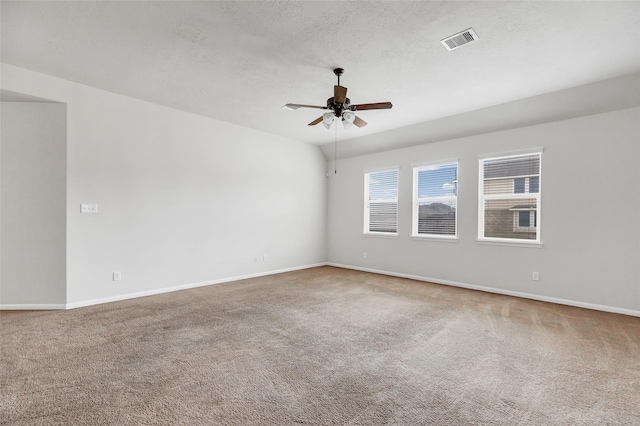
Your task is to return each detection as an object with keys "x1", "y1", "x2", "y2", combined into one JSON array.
[{"x1": 334, "y1": 67, "x2": 344, "y2": 86}]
